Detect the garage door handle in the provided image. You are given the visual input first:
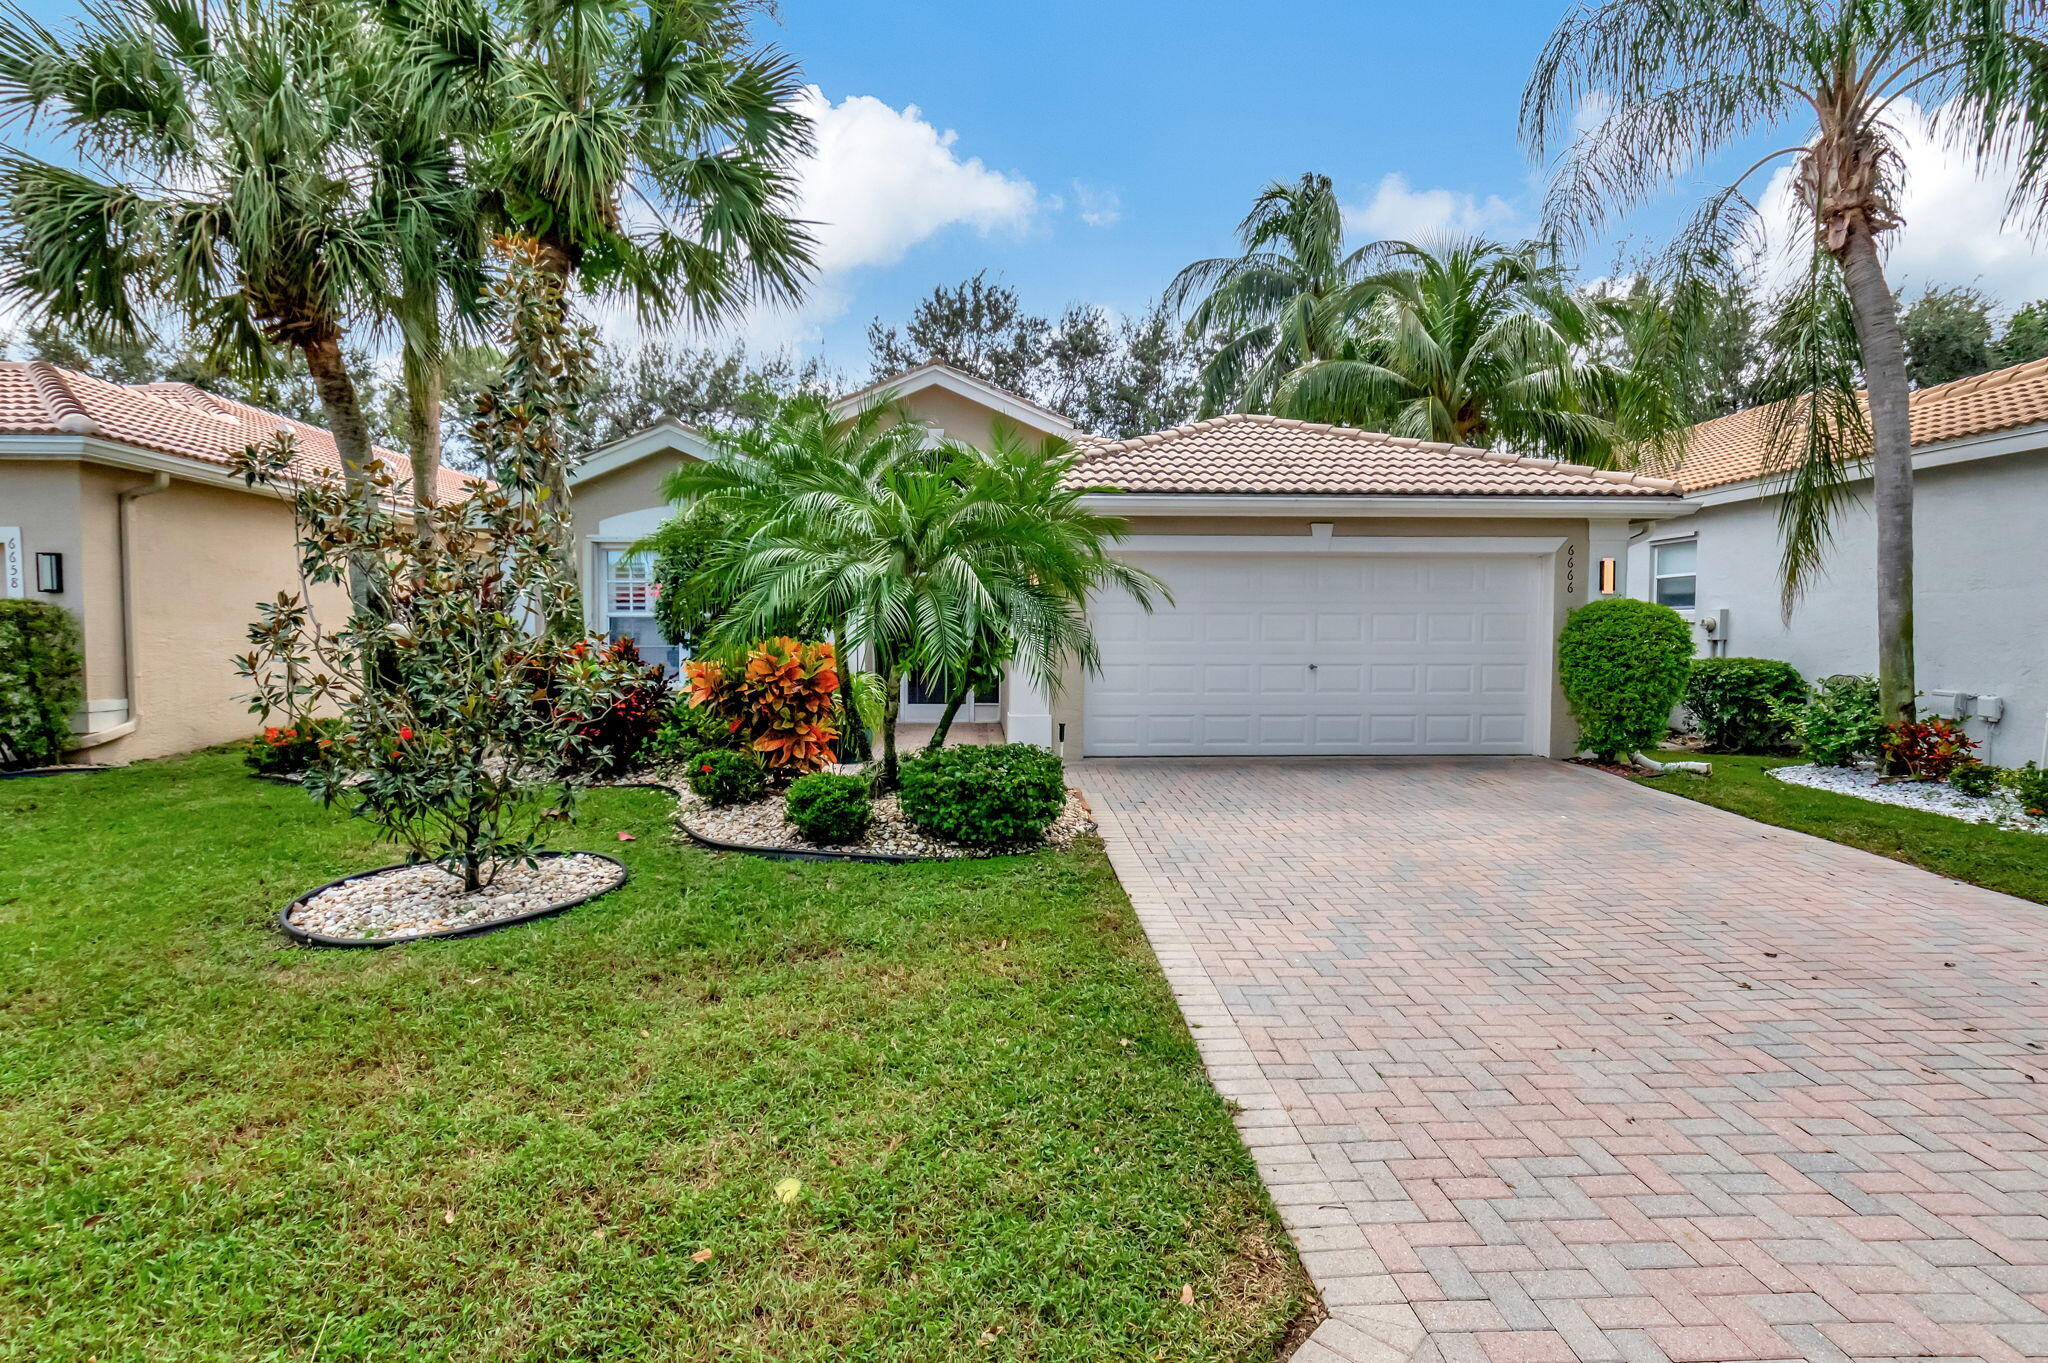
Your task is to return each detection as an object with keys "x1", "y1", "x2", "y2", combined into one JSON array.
[{"x1": 1308, "y1": 664, "x2": 1317, "y2": 671}]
